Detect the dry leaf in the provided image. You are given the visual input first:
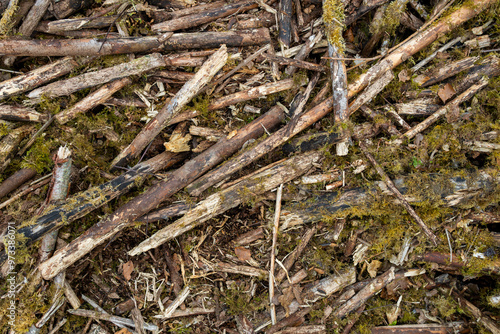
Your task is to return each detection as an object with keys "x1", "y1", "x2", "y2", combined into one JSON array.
[
  {"x1": 164, "y1": 133, "x2": 192, "y2": 152},
  {"x1": 234, "y1": 246, "x2": 252, "y2": 262},
  {"x1": 367, "y1": 260, "x2": 382, "y2": 278},
  {"x1": 123, "y1": 260, "x2": 134, "y2": 281},
  {"x1": 438, "y1": 83, "x2": 456, "y2": 103}
]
